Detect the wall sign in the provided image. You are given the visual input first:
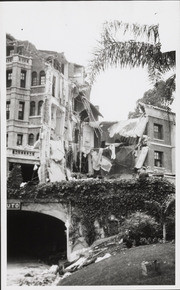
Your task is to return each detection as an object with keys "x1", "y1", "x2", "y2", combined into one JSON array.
[{"x1": 7, "y1": 202, "x2": 21, "y2": 210}]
